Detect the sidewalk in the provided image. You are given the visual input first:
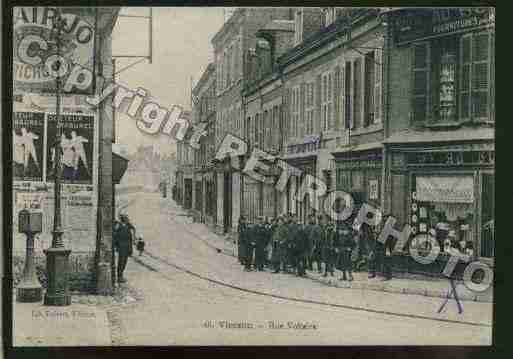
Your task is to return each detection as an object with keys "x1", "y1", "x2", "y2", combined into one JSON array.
[
  {"x1": 13, "y1": 296, "x2": 111, "y2": 346},
  {"x1": 166, "y1": 199, "x2": 493, "y2": 304},
  {"x1": 13, "y1": 283, "x2": 142, "y2": 347}
]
